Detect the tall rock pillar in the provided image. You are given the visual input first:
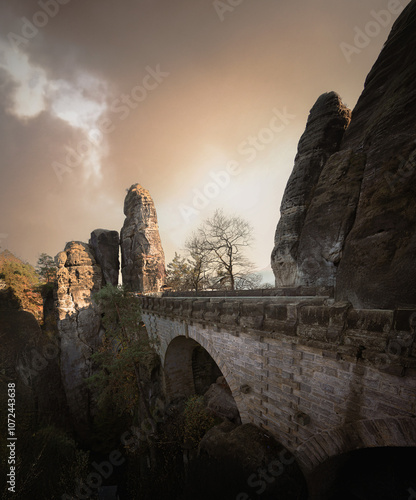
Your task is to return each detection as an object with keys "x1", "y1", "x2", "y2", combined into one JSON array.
[
  {"x1": 271, "y1": 1, "x2": 416, "y2": 308},
  {"x1": 89, "y1": 229, "x2": 120, "y2": 286},
  {"x1": 120, "y1": 184, "x2": 165, "y2": 292},
  {"x1": 271, "y1": 92, "x2": 351, "y2": 286},
  {"x1": 55, "y1": 241, "x2": 103, "y2": 437}
]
